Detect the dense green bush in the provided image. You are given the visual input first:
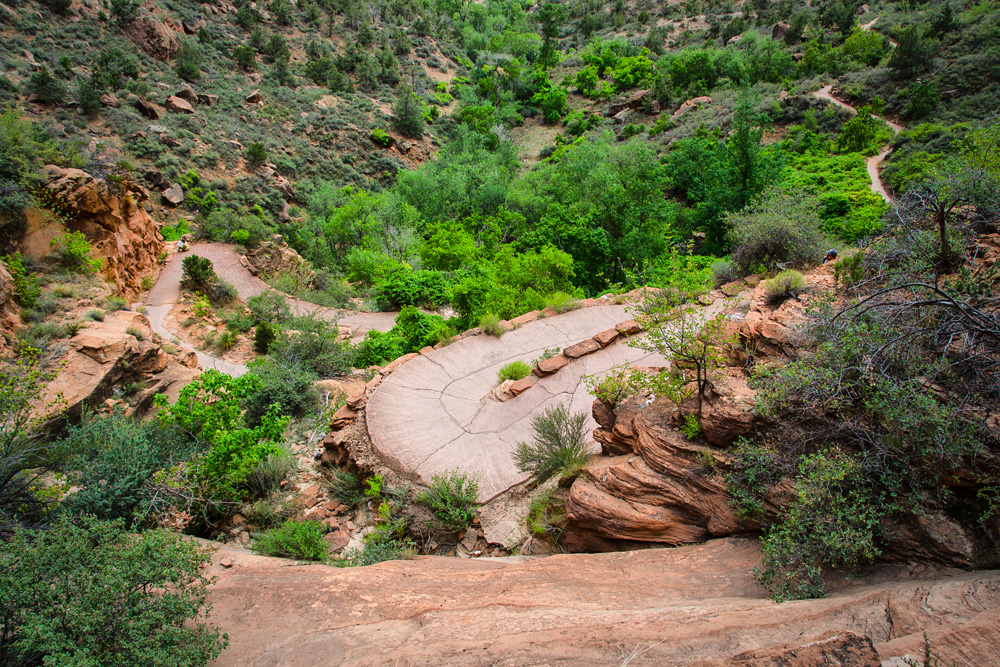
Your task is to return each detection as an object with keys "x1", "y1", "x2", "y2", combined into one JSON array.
[
  {"x1": 242, "y1": 357, "x2": 319, "y2": 427},
  {"x1": 392, "y1": 85, "x2": 425, "y2": 138},
  {"x1": 755, "y1": 450, "x2": 880, "y2": 601},
  {"x1": 727, "y1": 192, "x2": 829, "y2": 275},
  {"x1": 513, "y1": 403, "x2": 590, "y2": 484},
  {"x1": 61, "y1": 412, "x2": 191, "y2": 527},
  {"x1": 253, "y1": 519, "x2": 328, "y2": 560},
  {"x1": 415, "y1": 469, "x2": 479, "y2": 533},
  {"x1": 498, "y1": 360, "x2": 532, "y2": 382},
  {"x1": 27, "y1": 68, "x2": 65, "y2": 104},
  {"x1": 0, "y1": 516, "x2": 227, "y2": 666}
]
